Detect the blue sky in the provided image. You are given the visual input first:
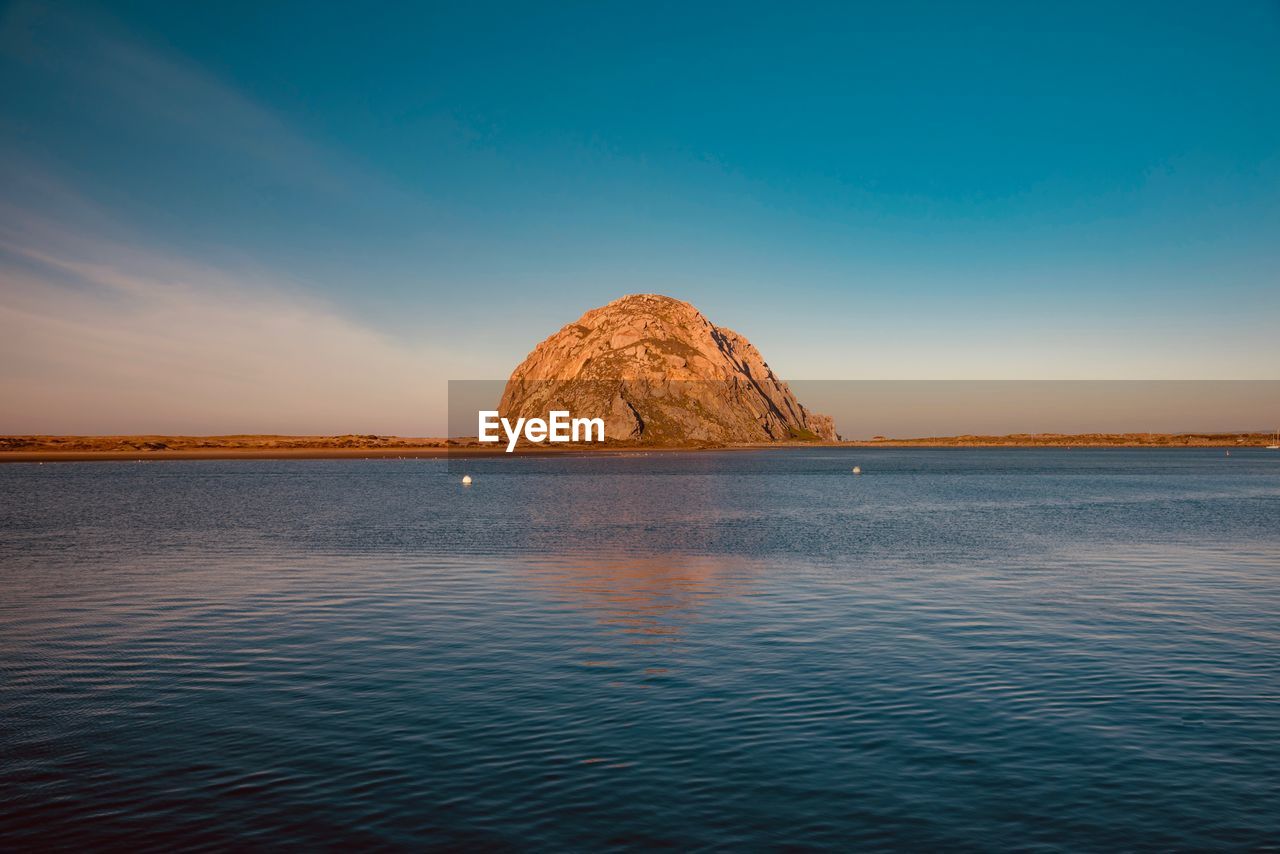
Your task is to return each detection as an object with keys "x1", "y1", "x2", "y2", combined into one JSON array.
[{"x1": 1, "y1": 1, "x2": 1277, "y2": 433}]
